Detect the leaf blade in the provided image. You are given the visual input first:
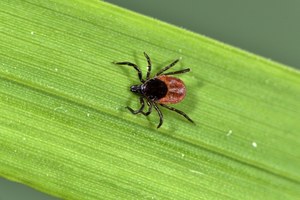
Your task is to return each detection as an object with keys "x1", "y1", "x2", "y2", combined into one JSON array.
[{"x1": 1, "y1": 0, "x2": 300, "y2": 199}]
